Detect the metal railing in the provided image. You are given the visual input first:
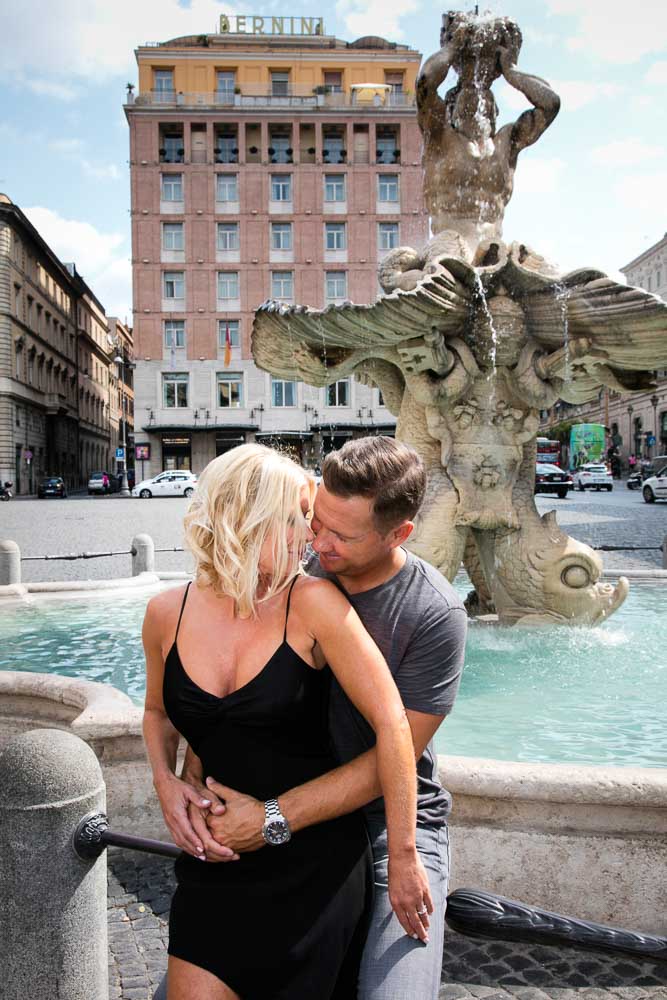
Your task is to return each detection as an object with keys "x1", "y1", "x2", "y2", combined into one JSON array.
[{"x1": 131, "y1": 88, "x2": 415, "y2": 110}]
